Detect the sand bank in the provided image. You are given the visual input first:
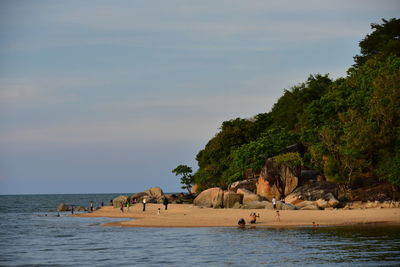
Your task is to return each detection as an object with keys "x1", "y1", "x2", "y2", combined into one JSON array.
[{"x1": 74, "y1": 204, "x2": 400, "y2": 228}]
